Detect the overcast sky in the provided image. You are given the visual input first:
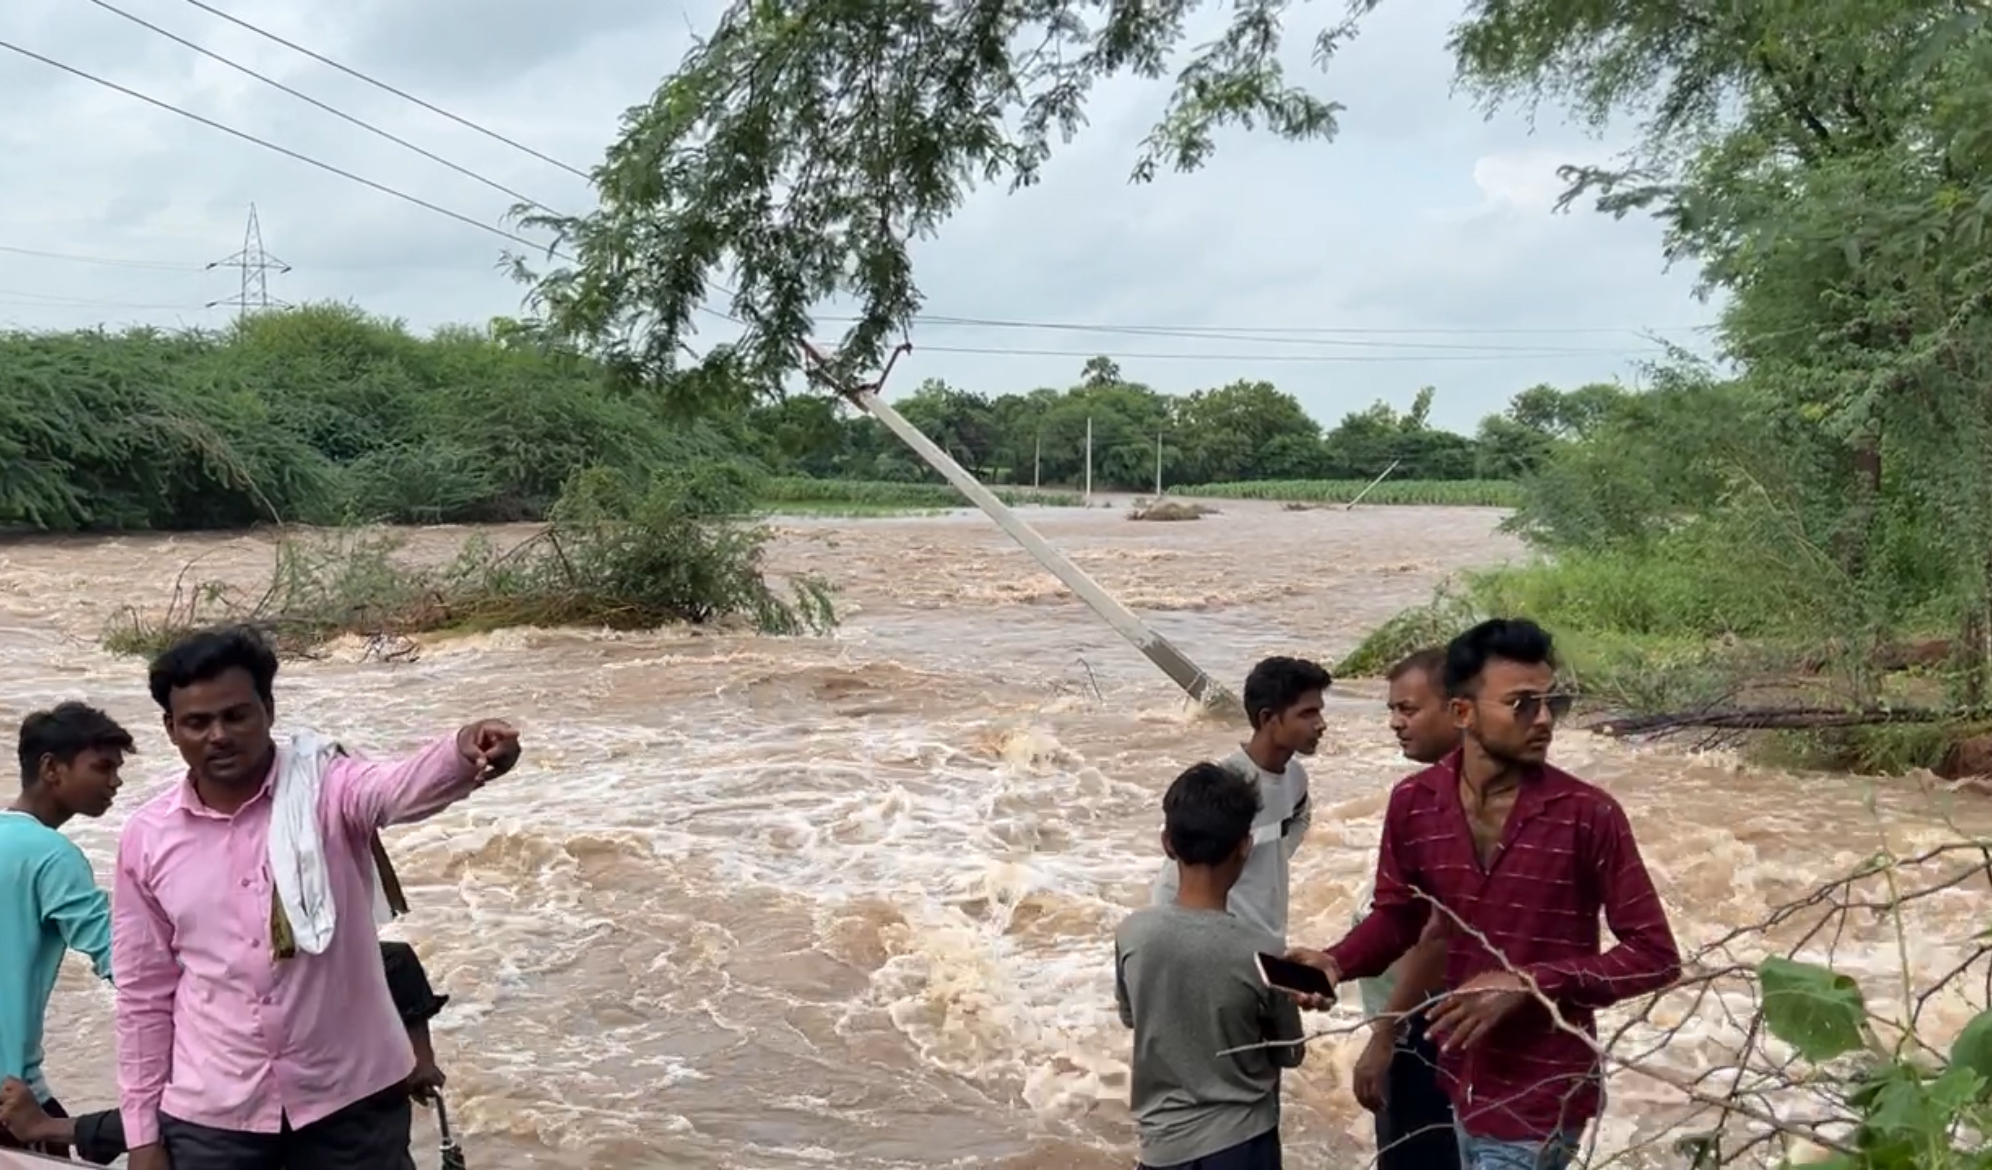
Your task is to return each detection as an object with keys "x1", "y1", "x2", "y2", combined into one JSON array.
[{"x1": 0, "y1": 0, "x2": 1720, "y2": 432}]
